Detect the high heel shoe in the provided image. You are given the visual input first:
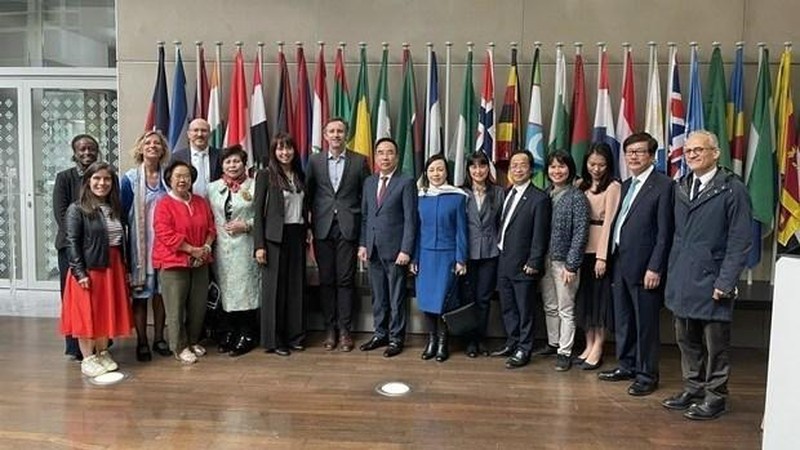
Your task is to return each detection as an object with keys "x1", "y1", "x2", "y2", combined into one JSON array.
[
  {"x1": 136, "y1": 343, "x2": 152, "y2": 362},
  {"x1": 581, "y1": 358, "x2": 603, "y2": 370},
  {"x1": 421, "y1": 333, "x2": 437, "y2": 360},
  {"x1": 435, "y1": 329, "x2": 449, "y2": 362},
  {"x1": 229, "y1": 335, "x2": 256, "y2": 357}
]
